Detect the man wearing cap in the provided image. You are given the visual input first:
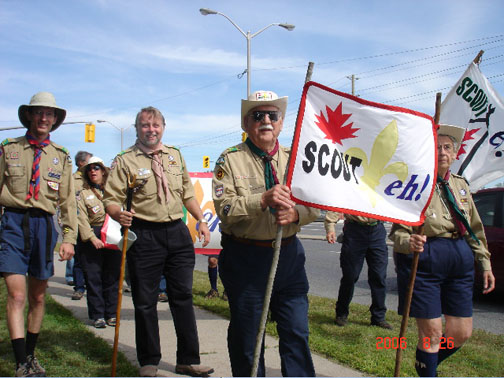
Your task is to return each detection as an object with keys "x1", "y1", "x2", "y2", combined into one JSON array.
[
  {"x1": 212, "y1": 90, "x2": 319, "y2": 377},
  {"x1": 325, "y1": 210, "x2": 392, "y2": 329},
  {"x1": 103, "y1": 106, "x2": 213, "y2": 377},
  {"x1": 389, "y1": 124, "x2": 495, "y2": 377},
  {"x1": 0, "y1": 92, "x2": 77, "y2": 377}
]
